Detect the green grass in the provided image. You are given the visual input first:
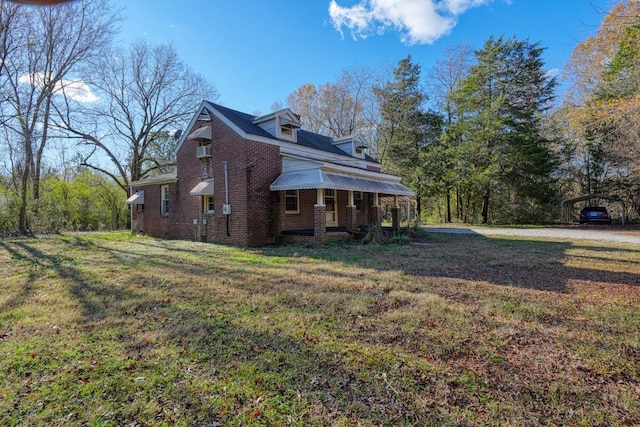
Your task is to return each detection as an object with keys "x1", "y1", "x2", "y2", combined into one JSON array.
[{"x1": 1, "y1": 231, "x2": 639, "y2": 426}]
